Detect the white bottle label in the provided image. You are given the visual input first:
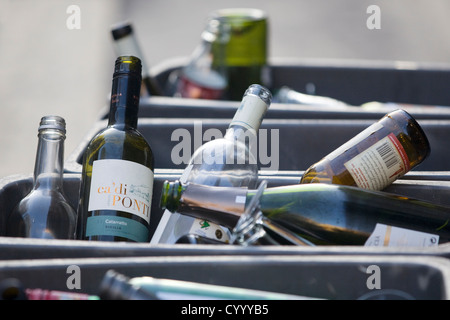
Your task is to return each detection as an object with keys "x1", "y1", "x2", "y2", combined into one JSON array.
[
  {"x1": 344, "y1": 133, "x2": 410, "y2": 190},
  {"x1": 365, "y1": 223, "x2": 439, "y2": 247},
  {"x1": 88, "y1": 159, "x2": 154, "y2": 223}
]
